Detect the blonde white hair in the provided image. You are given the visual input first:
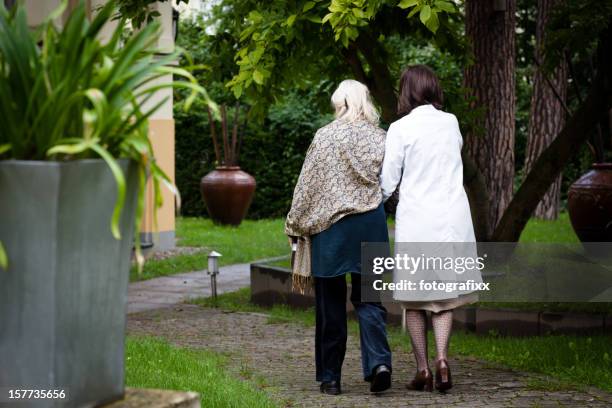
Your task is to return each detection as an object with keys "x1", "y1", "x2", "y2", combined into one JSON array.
[{"x1": 331, "y1": 79, "x2": 380, "y2": 124}]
